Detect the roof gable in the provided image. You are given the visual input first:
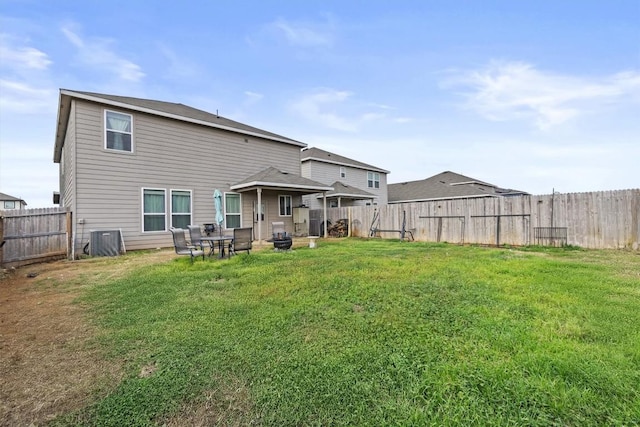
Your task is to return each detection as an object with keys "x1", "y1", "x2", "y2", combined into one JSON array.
[{"x1": 54, "y1": 89, "x2": 305, "y2": 162}]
